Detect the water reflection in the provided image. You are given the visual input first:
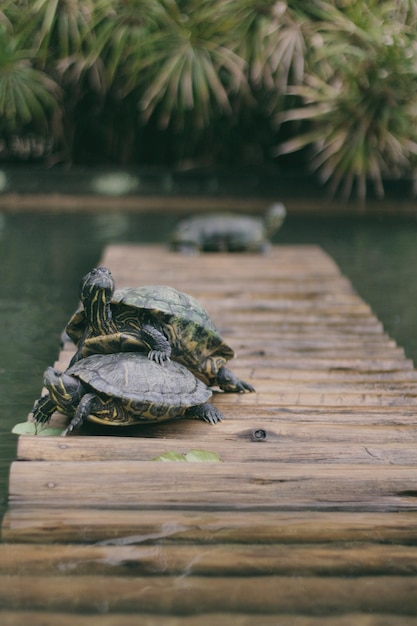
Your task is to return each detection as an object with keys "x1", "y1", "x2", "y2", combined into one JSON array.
[
  {"x1": 93, "y1": 213, "x2": 131, "y2": 241},
  {"x1": 0, "y1": 209, "x2": 416, "y2": 523}
]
